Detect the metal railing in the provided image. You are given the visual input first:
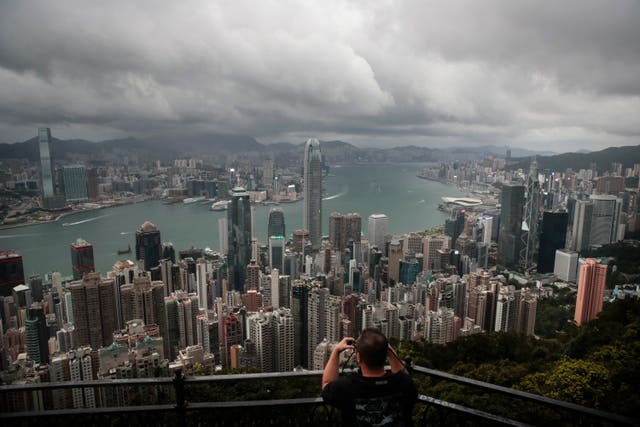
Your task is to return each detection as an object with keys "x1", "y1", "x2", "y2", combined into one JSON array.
[{"x1": 0, "y1": 366, "x2": 637, "y2": 426}]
